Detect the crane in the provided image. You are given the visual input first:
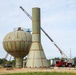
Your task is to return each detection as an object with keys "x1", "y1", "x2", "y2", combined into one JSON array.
[{"x1": 20, "y1": 6, "x2": 68, "y2": 58}]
